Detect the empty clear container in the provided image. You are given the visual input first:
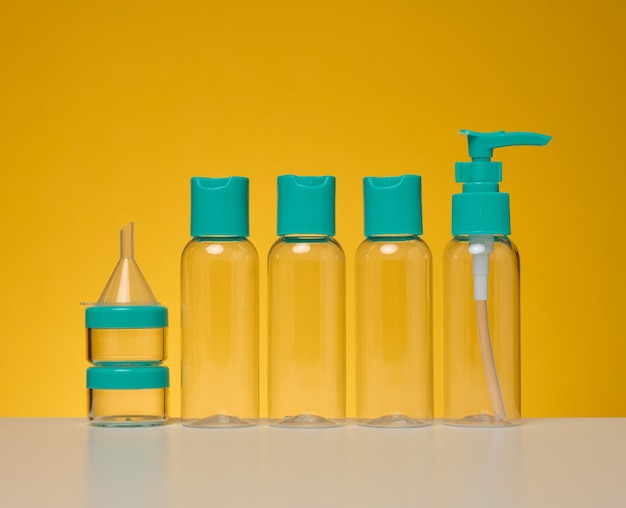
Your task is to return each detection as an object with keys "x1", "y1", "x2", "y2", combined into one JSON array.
[
  {"x1": 268, "y1": 175, "x2": 346, "y2": 428},
  {"x1": 181, "y1": 177, "x2": 259, "y2": 428},
  {"x1": 356, "y1": 176, "x2": 433, "y2": 427},
  {"x1": 87, "y1": 366, "x2": 169, "y2": 427},
  {"x1": 87, "y1": 306, "x2": 167, "y2": 365},
  {"x1": 443, "y1": 235, "x2": 520, "y2": 426}
]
